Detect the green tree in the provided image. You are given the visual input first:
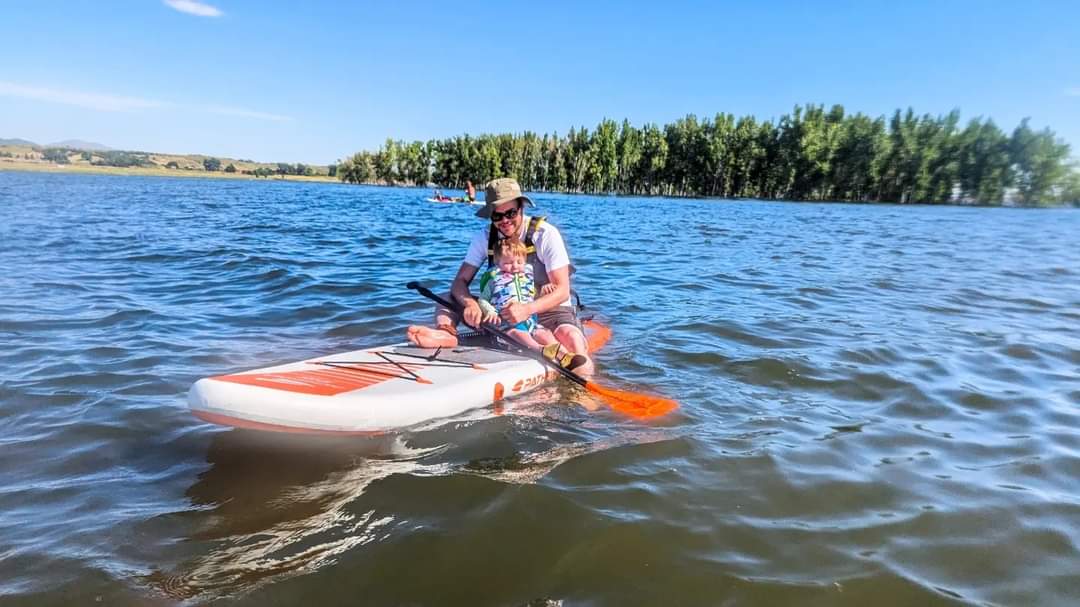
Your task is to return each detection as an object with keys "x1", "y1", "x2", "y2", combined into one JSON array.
[
  {"x1": 828, "y1": 113, "x2": 886, "y2": 201},
  {"x1": 477, "y1": 136, "x2": 501, "y2": 184},
  {"x1": 204, "y1": 157, "x2": 222, "y2": 171},
  {"x1": 373, "y1": 138, "x2": 400, "y2": 184},
  {"x1": 878, "y1": 109, "x2": 919, "y2": 202},
  {"x1": 956, "y1": 118, "x2": 1010, "y2": 204},
  {"x1": 338, "y1": 152, "x2": 376, "y2": 183},
  {"x1": 664, "y1": 115, "x2": 707, "y2": 196},
  {"x1": 703, "y1": 113, "x2": 735, "y2": 197},
  {"x1": 564, "y1": 127, "x2": 594, "y2": 192},
  {"x1": 615, "y1": 119, "x2": 642, "y2": 194},
  {"x1": 639, "y1": 123, "x2": 668, "y2": 195},
  {"x1": 544, "y1": 134, "x2": 567, "y2": 191},
  {"x1": 1010, "y1": 118, "x2": 1071, "y2": 206},
  {"x1": 519, "y1": 132, "x2": 544, "y2": 191},
  {"x1": 591, "y1": 118, "x2": 619, "y2": 193},
  {"x1": 1056, "y1": 165, "x2": 1080, "y2": 206},
  {"x1": 751, "y1": 120, "x2": 781, "y2": 198},
  {"x1": 396, "y1": 140, "x2": 429, "y2": 185},
  {"x1": 42, "y1": 148, "x2": 71, "y2": 164},
  {"x1": 728, "y1": 116, "x2": 763, "y2": 198}
]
